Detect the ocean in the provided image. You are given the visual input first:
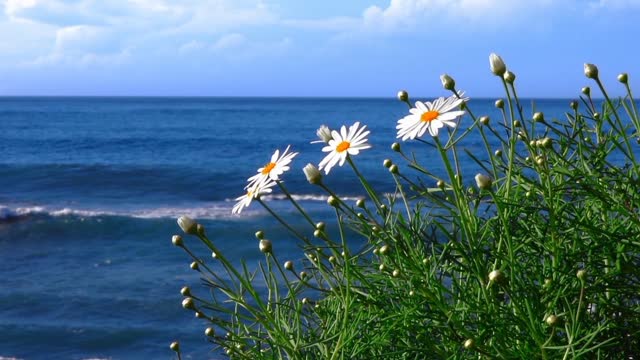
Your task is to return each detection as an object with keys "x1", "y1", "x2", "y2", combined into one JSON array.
[{"x1": 0, "y1": 96, "x2": 581, "y2": 359}]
